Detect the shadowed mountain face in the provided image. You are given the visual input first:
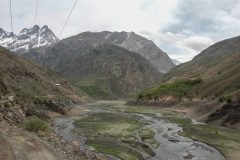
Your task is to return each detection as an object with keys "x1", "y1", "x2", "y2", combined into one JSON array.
[
  {"x1": 61, "y1": 45, "x2": 161, "y2": 98},
  {"x1": 162, "y1": 36, "x2": 240, "y2": 100},
  {"x1": 29, "y1": 45, "x2": 160, "y2": 97},
  {"x1": 0, "y1": 46, "x2": 82, "y2": 104},
  {"x1": 26, "y1": 31, "x2": 174, "y2": 73}
]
